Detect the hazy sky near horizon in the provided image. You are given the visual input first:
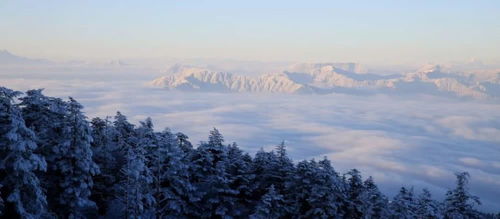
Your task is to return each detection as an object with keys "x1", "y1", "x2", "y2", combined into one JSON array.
[{"x1": 1, "y1": 0, "x2": 499, "y2": 64}]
